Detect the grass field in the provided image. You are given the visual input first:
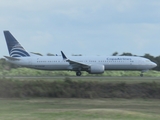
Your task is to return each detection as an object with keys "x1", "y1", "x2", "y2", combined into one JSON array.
[
  {"x1": 66, "y1": 76, "x2": 160, "y2": 83},
  {"x1": 0, "y1": 98, "x2": 160, "y2": 120},
  {"x1": 6, "y1": 76, "x2": 160, "y2": 83}
]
